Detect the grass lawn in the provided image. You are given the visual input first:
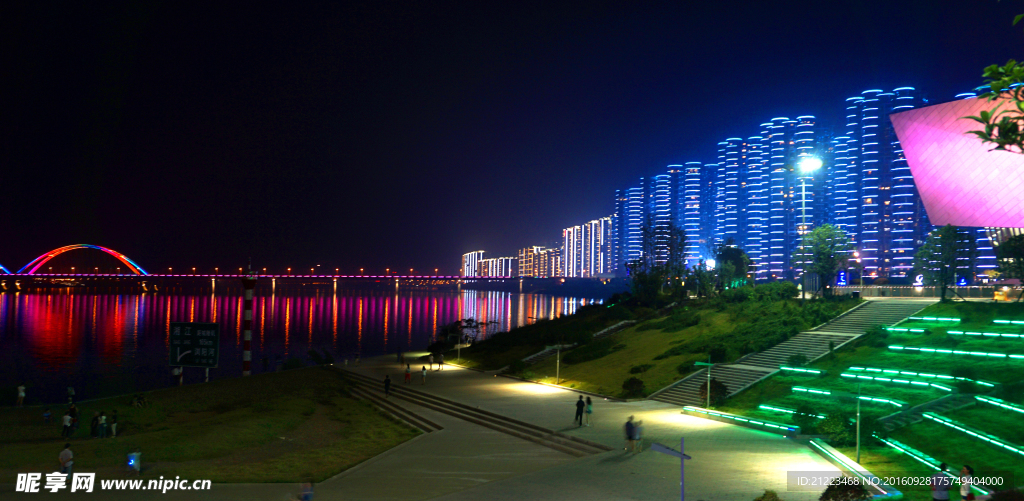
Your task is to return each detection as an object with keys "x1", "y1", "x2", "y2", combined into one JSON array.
[
  {"x1": 0, "y1": 367, "x2": 419, "y2": 482},
  {"x1": 832, "y1": 444, "x2": 937, "y2": 501}
]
